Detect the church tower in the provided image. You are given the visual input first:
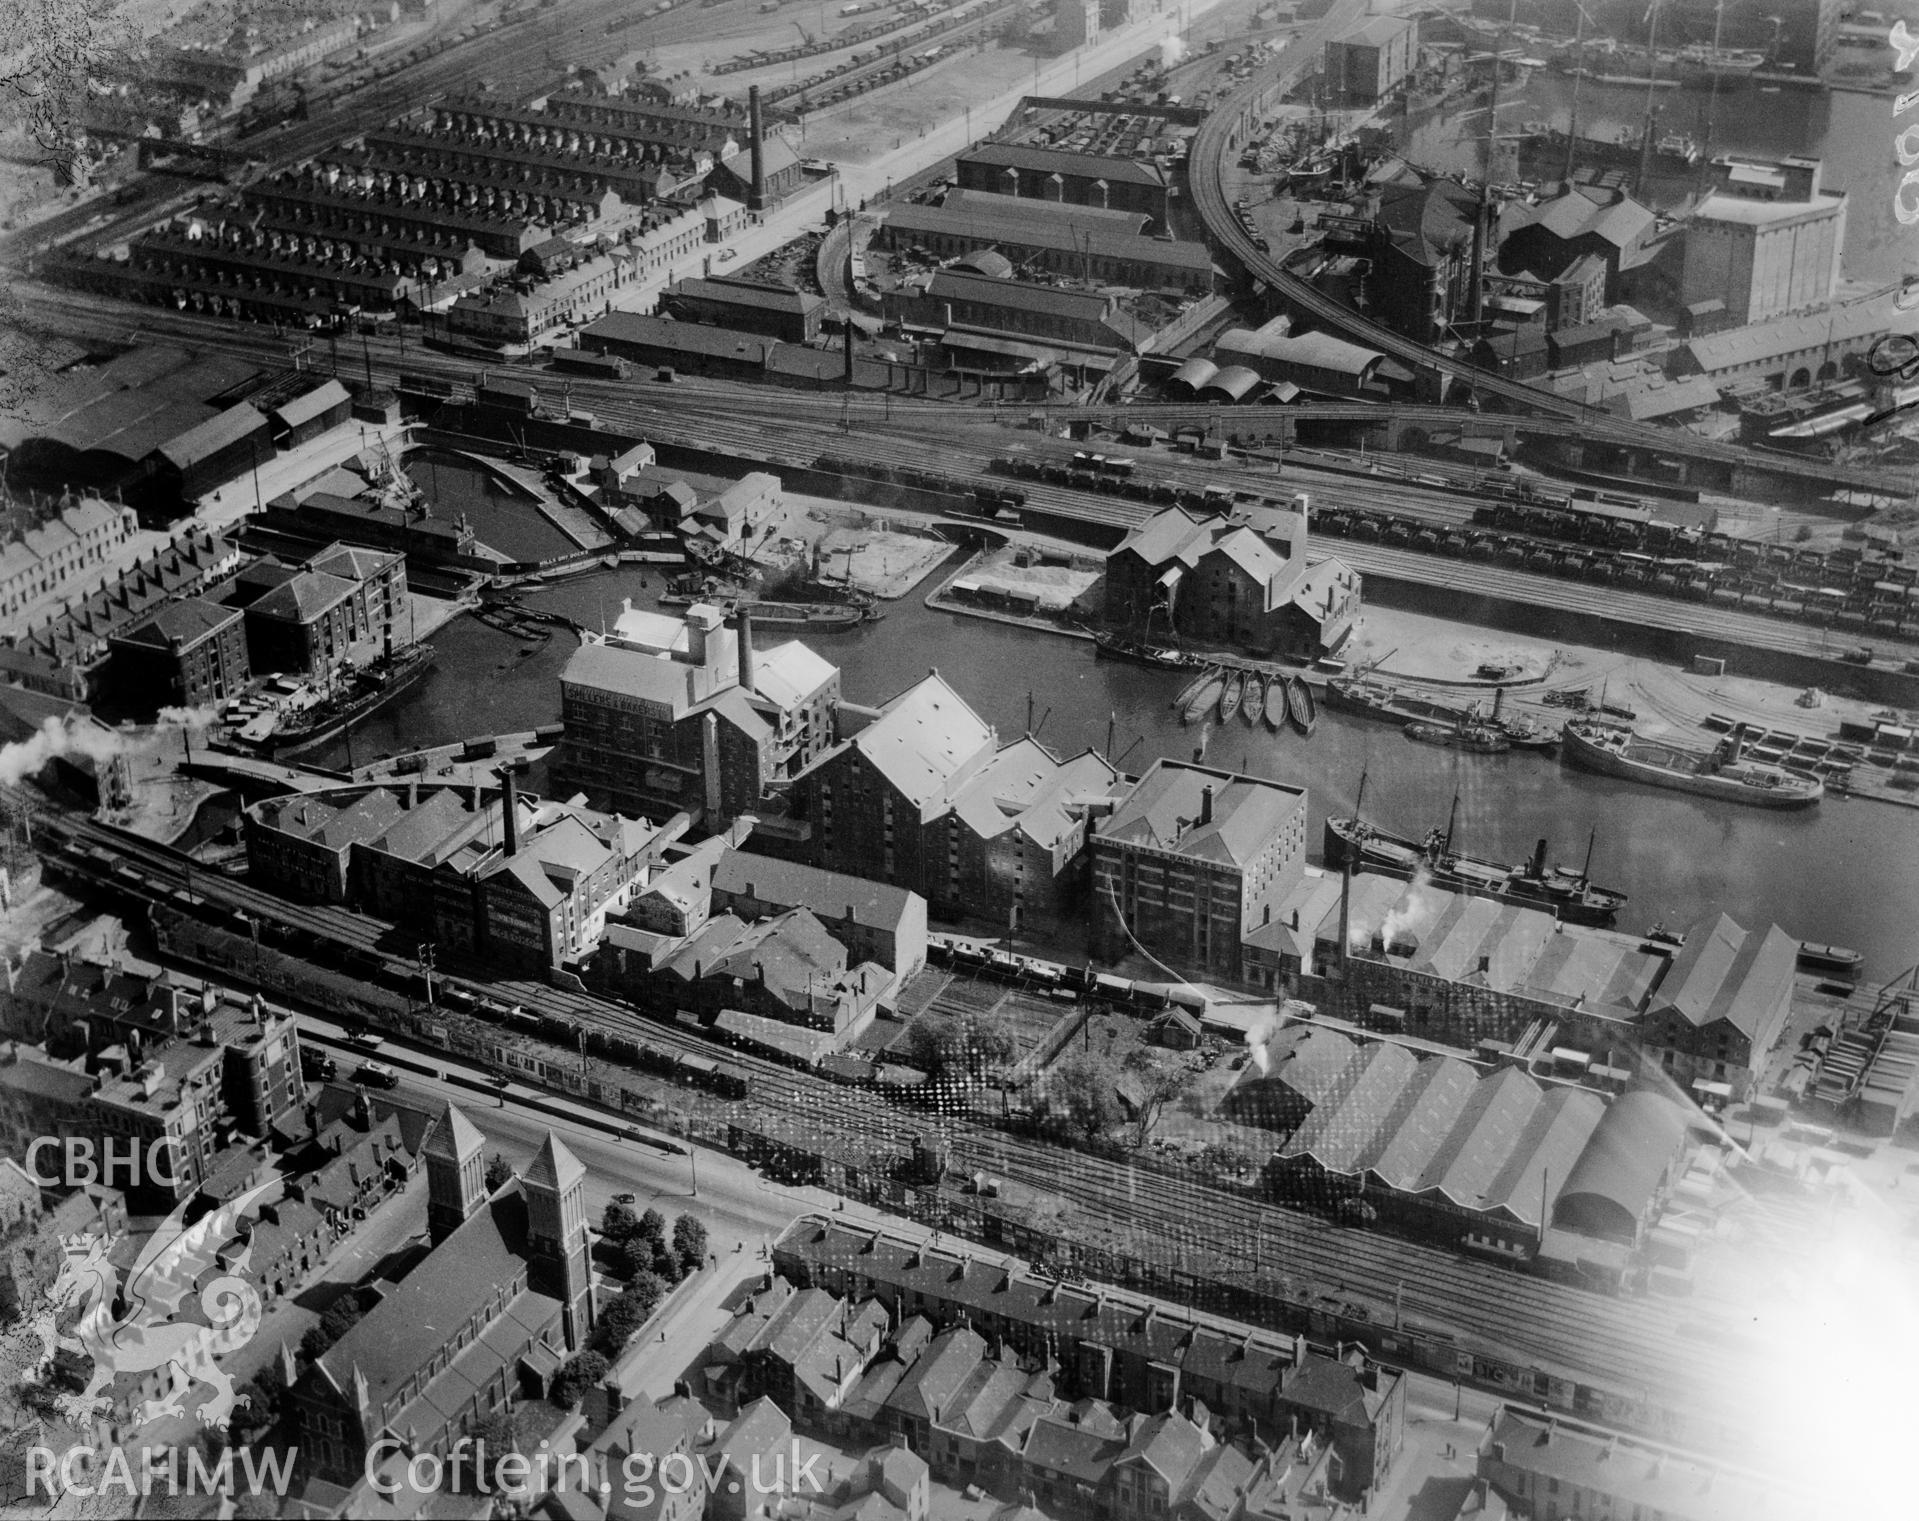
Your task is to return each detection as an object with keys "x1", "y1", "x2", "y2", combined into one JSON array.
[
  {"x1": 523, "y1": 1131, "x2": 594, "y2": 1348},
  {"x1": 423, "y1": 1103, "x2": 488, "y2": 1246}
]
